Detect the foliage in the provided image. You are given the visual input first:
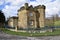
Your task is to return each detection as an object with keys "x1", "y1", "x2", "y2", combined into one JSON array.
[
  {"x1": 54, "y1": 21, "x2": 60, "y2": 26},
  {"x1": 0, "y1": 10, "x2": 5, "y2": 23},
  {"x1": 0, "y1": 10, "x2": 5, "y2": 28}
]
